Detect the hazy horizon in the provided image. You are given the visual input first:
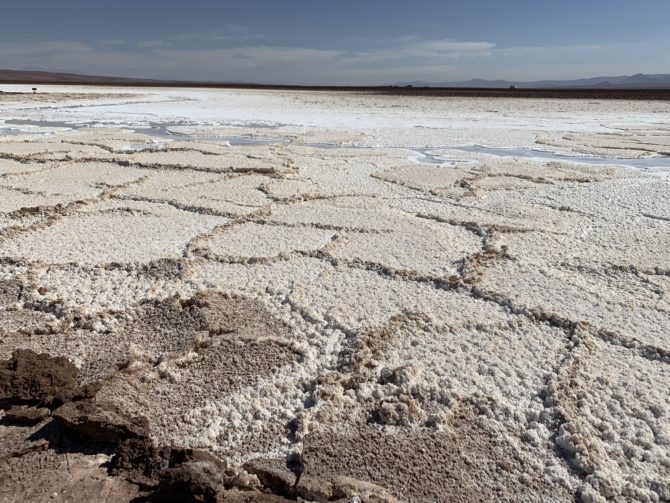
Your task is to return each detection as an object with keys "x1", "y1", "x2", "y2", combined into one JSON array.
[{"x1": 2, "y1": 0, "x2": 669, "y2": 85}]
